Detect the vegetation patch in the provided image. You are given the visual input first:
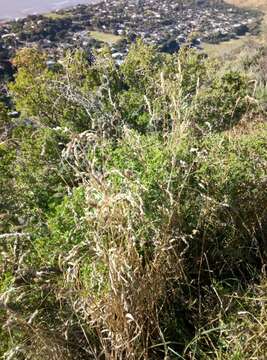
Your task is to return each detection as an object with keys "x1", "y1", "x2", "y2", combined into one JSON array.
[
  {"x1": 89, "y1": 31, "x2": 122, "y2": 44},
  {"x1": 0, "y1": 39, "x2": 266, "y2": 359},
  {"x1": 44, "y1": 12, "x2": 69, "y2": 20}
]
